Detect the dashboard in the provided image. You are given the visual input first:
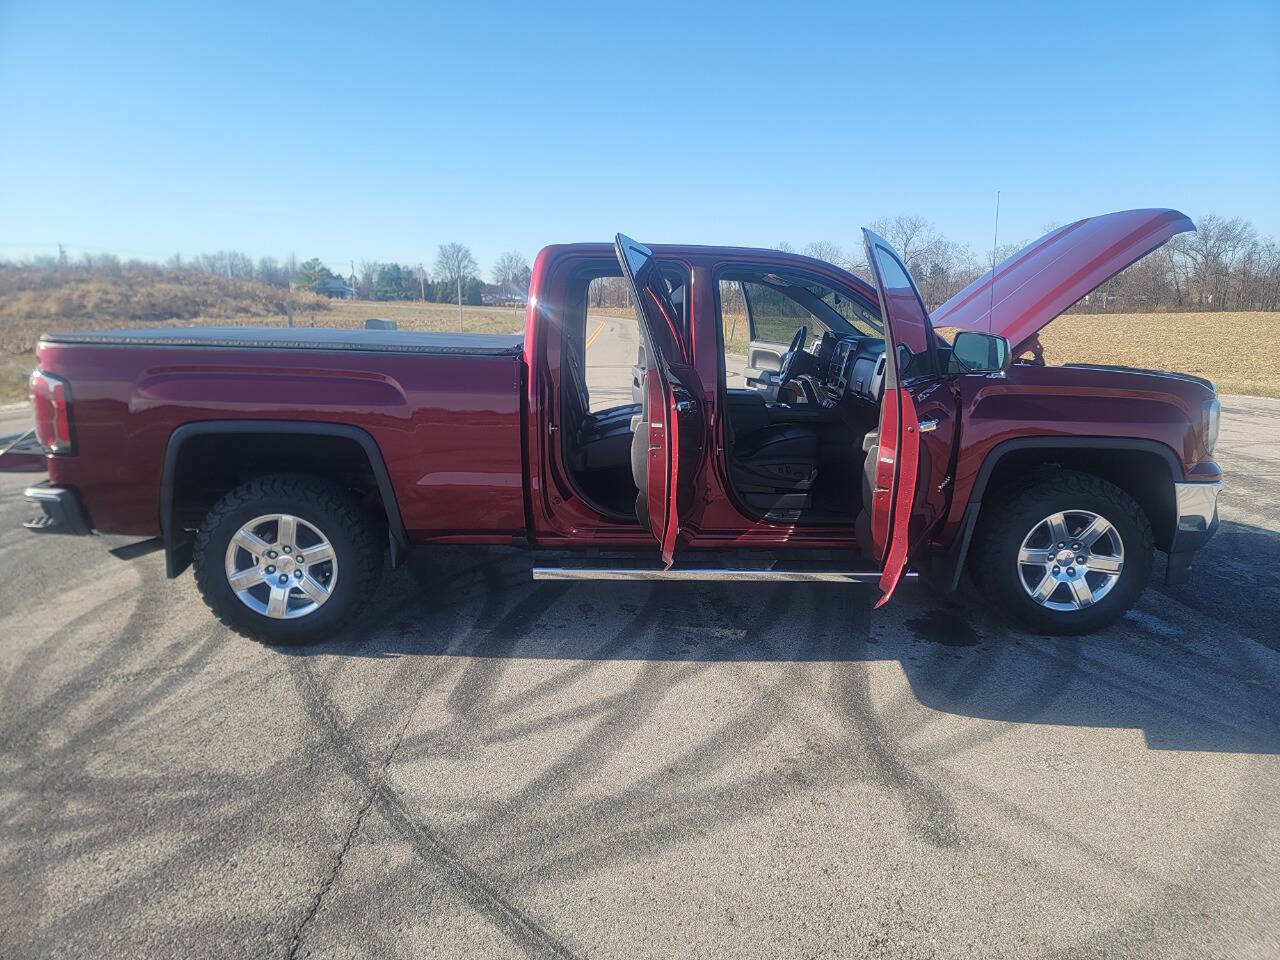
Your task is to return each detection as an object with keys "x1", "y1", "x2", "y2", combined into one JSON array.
[{"x1": 816, "y1": 334, "x2": 886, "y2": 405}]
